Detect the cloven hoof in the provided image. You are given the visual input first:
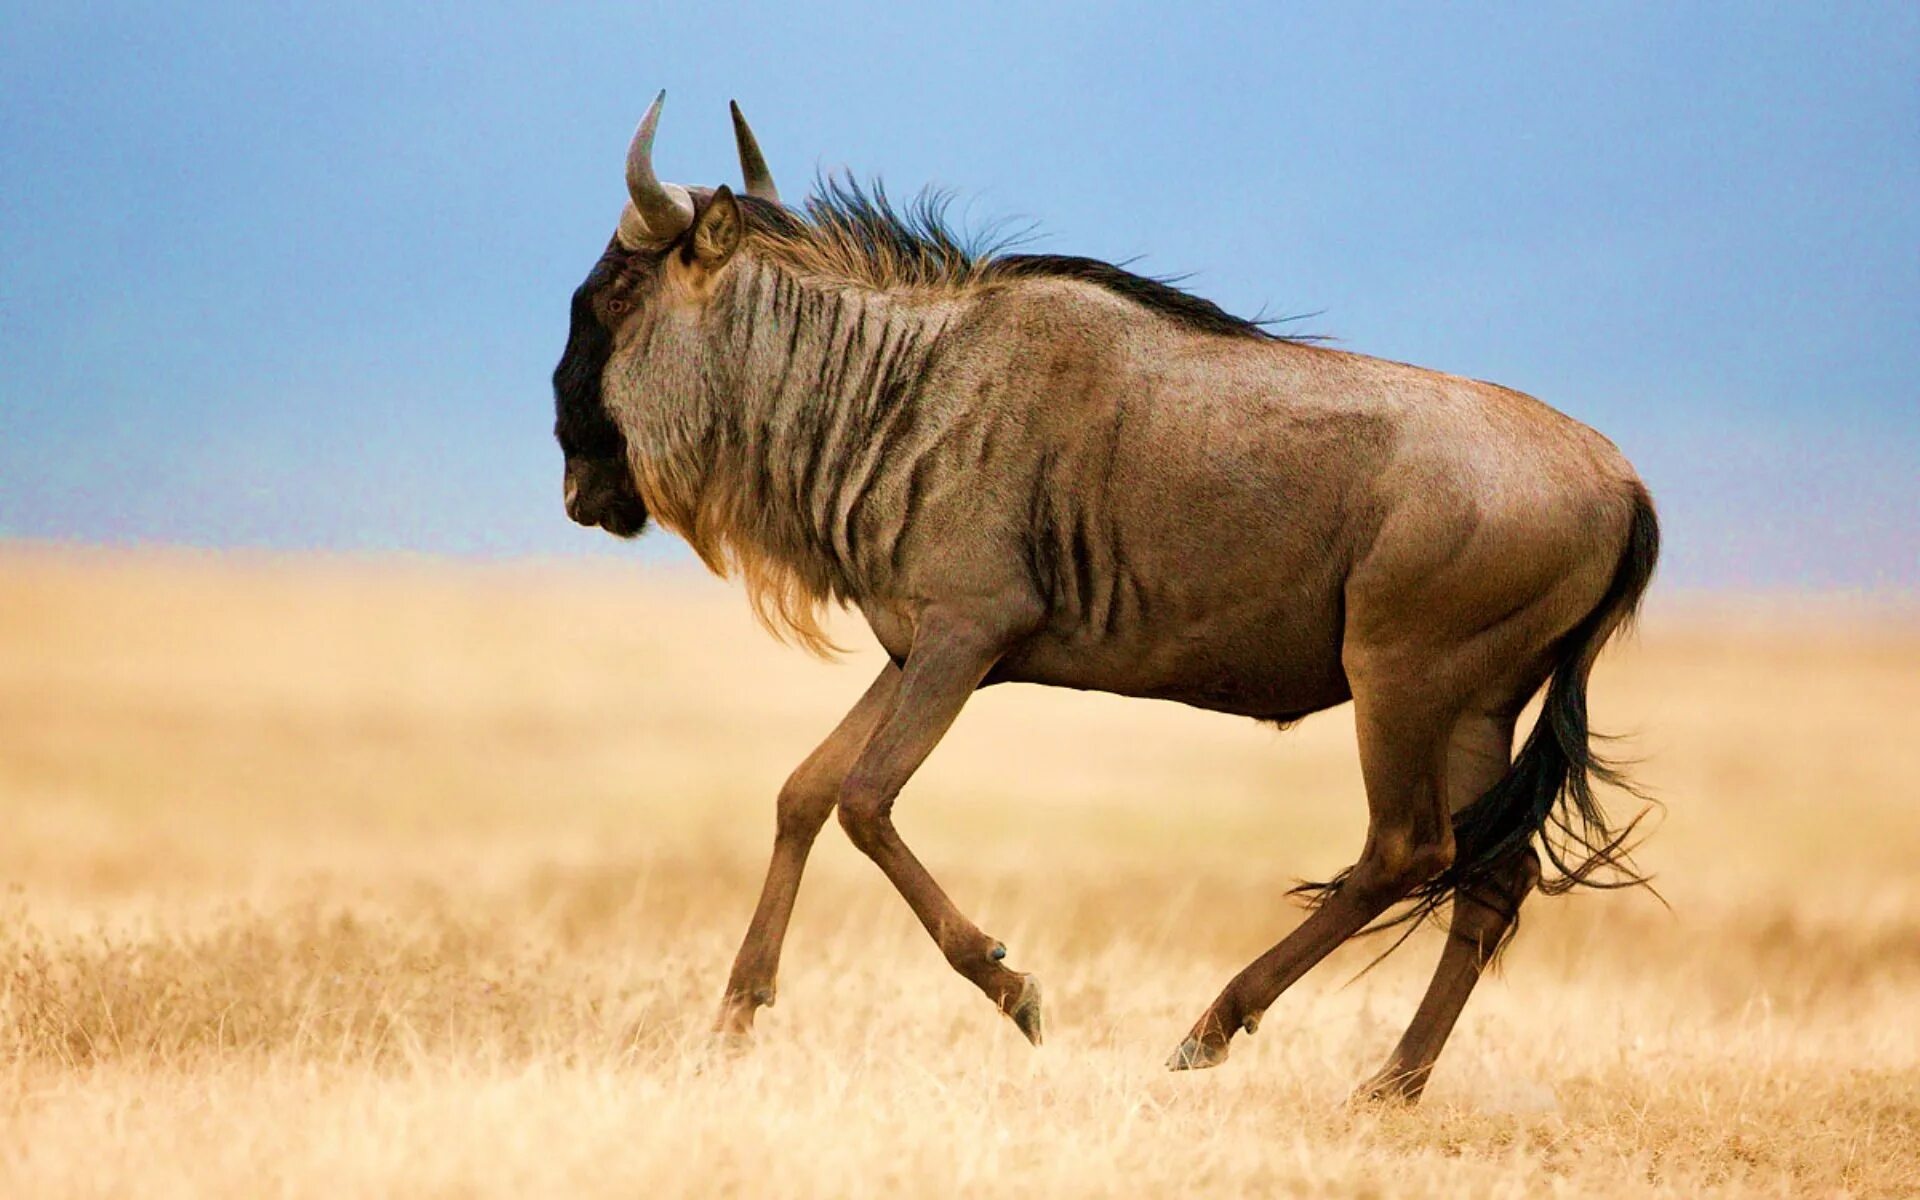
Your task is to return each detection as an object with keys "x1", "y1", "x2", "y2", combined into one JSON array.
[
  {"x1": 1166, "y1": 1035, "x2": 1230, "y2": 1071},
  {"x1": 711, "y1": 1018, "x2": 756, "y2": 1055},
  {"x1": 1004, "y1": 973, "x2": 1044, "y2": 1046},
  {"x1": 1349, "y1": 1068, "x2": 1424, "y2": 1107}
]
